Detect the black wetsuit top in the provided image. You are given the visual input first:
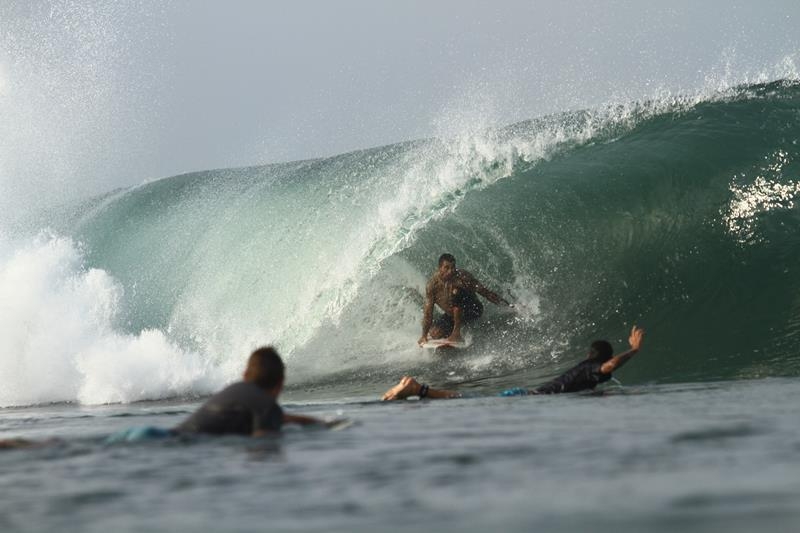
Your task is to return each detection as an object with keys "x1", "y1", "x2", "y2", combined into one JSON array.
[
  {"x1": 532, "y1": 359, "x2": 612, "y2": 394},
  {"x1": 175, "y1": 382, "x2": 283, "y2": 435}
]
